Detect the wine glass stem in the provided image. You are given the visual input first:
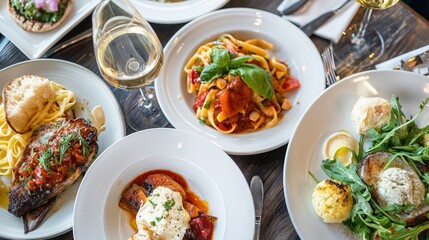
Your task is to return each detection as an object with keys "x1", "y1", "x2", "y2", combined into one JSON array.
[
  {"x1": 139, "y1": 88, "x2": 153, "y2": 108},
  {"x1": 351, "y1": 8, "x2": 373, "y2": 47}
]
